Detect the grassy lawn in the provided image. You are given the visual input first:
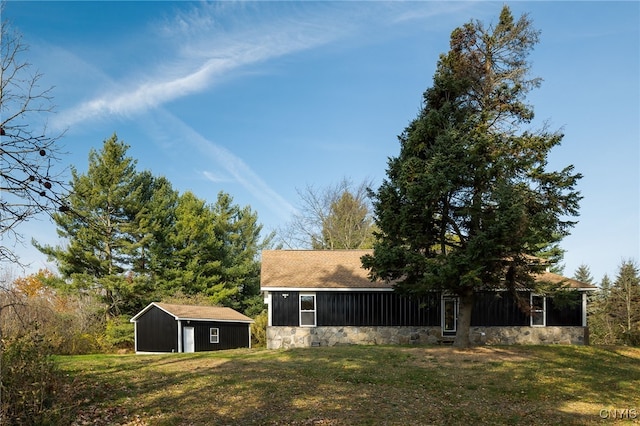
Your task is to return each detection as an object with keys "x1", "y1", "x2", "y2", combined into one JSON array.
[{"x1": 53, "y1": 345, "x2": 639, "y2": 425}]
